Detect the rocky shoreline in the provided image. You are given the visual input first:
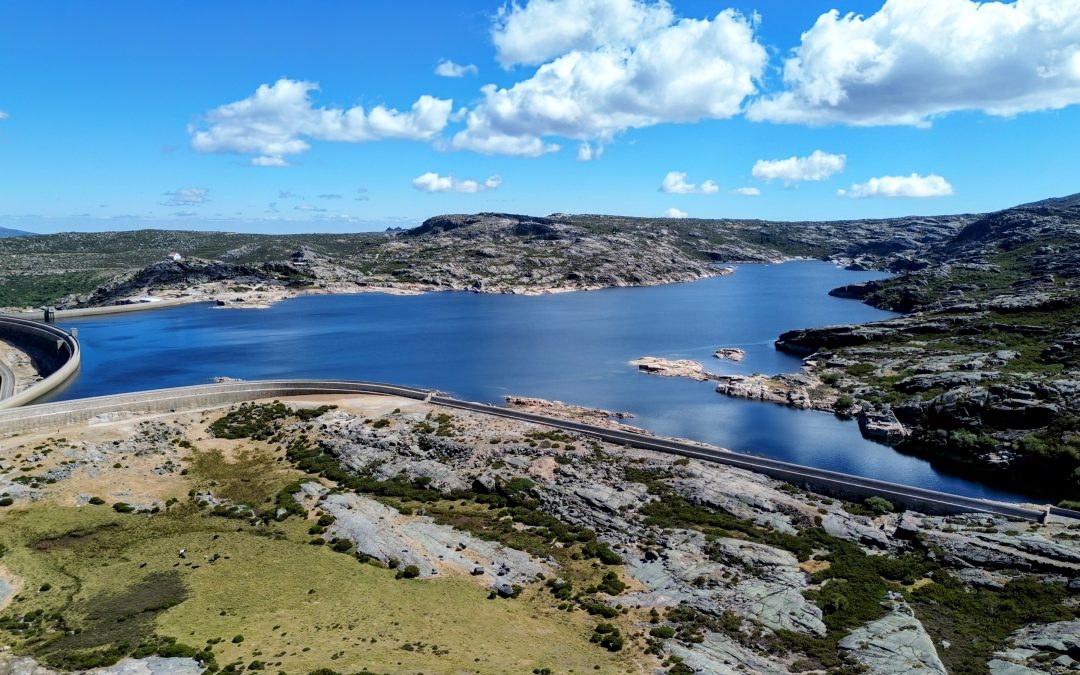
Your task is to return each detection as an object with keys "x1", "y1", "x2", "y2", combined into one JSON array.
[{"x1": 623, "y1": 195, "x2": 1080, "y2": 504}]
